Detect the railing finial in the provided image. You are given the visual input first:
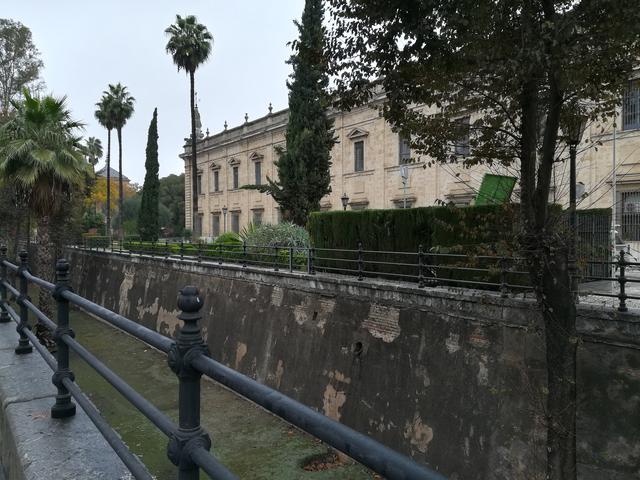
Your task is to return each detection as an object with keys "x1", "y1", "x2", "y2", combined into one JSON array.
[{"x1": 168, "y1": 285, "x2": 211, "y2": 479}]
